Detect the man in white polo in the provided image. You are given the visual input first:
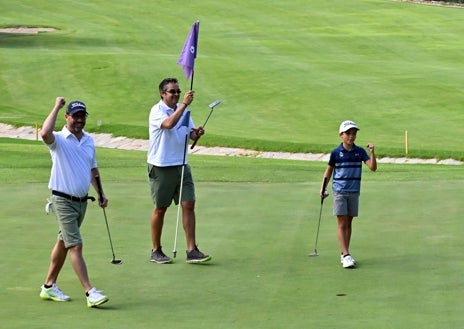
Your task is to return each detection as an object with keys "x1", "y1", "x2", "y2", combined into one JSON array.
[
  {"x1": 147, "y1": 77, "x2": 211, "y2": 264},
  {"x1": 39, "y1": 97, "x2": 109, "y2": 307}
]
